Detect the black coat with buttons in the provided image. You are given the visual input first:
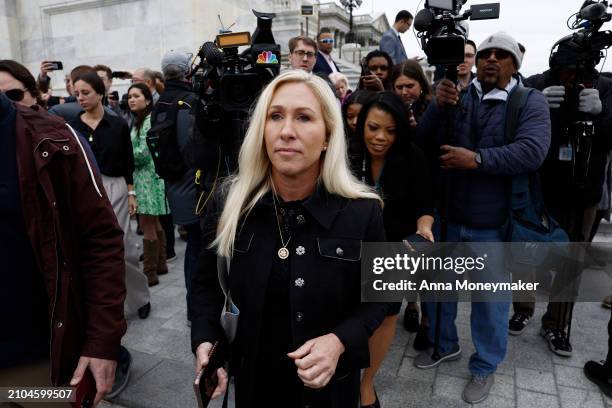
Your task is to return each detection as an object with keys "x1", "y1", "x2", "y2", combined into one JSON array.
[{"x1": 190, "y1": 185, "x2": 390, "y2": 407}]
